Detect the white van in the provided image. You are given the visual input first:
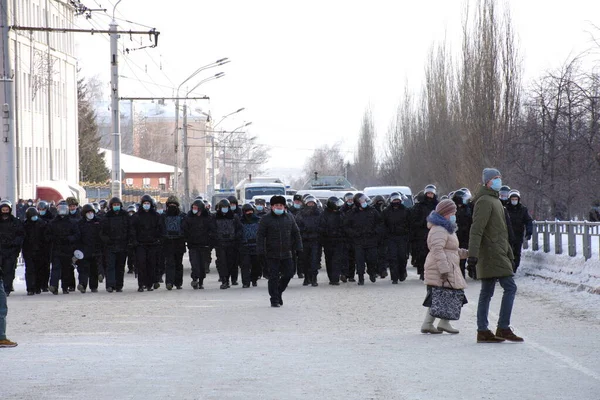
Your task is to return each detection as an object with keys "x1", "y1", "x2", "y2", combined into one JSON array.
[
  {"x1": 235, "y1": 176, "x2": 286, "y2": 204},
  {"x1": 363, "y1": 186, "x2": 414, "y2": 208}
]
